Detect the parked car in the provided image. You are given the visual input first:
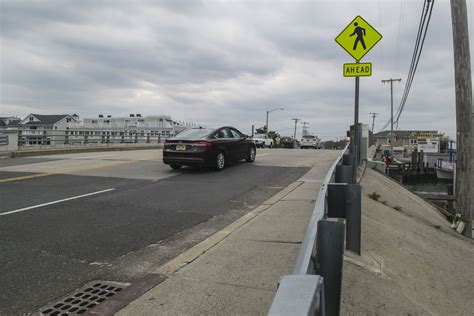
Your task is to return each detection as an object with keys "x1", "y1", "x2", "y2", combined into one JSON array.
[
  {"x1": 280, "y1": 136, "x2": 298, "y2": 148},
  {"x1": 163, "y1": 127, "x2": 256, "y2": 171},
  {"x1": 252, "y1": 134, "x2": 273, "y2": 148},
  {"x1": 300, "y1": 135, "x2": 321, "y2": 149}
]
